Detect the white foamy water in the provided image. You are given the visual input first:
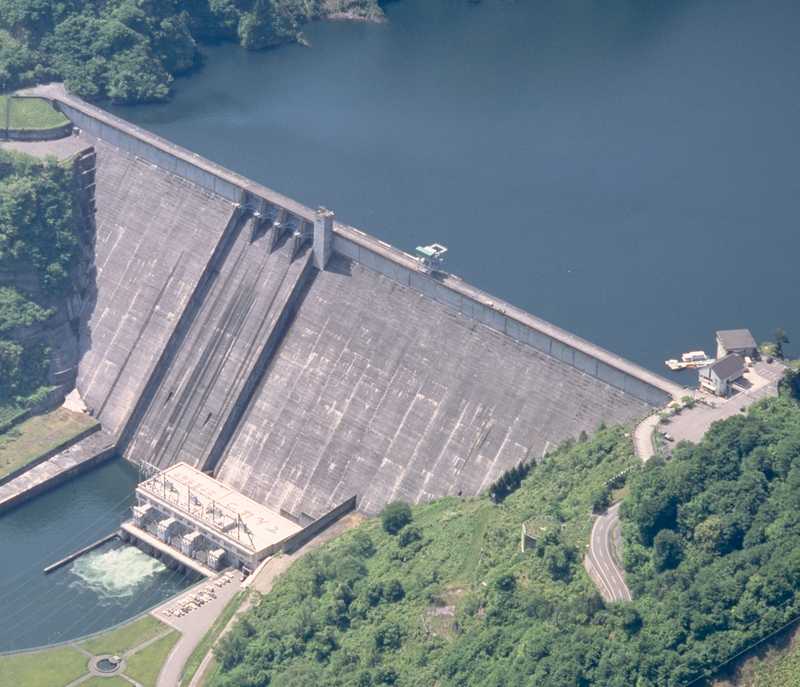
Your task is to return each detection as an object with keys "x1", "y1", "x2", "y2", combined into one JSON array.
[{"x1": 71, "y1": 545, "x2": 167, "y2": 599}]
